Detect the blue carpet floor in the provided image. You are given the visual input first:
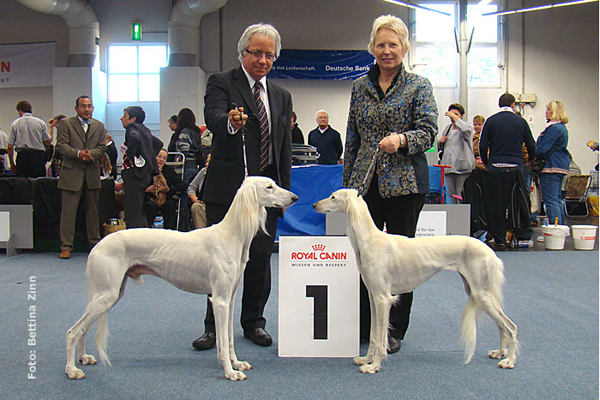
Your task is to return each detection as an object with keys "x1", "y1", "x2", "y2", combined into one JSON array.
[{"x1": 0, "y1": 249, "x2": 598, "y2": 400}]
